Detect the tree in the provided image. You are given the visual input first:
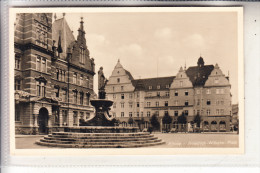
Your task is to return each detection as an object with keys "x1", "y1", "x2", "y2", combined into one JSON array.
[
  {"x1": 136, "y1": 117, "x2": 145, "y2": 130},
  {"x1": 128, "y1": 117, "x2": 134, "y2": 127},
  {"x1": 177, "y1": 112, "x2": 187, "y2": 124},
  {"x1": 162, "y1": 113, "x2": 172, "y2": 132},
  {"x1": 150, "y1": 114, "x2": 160, "y2": 131},
  {"x1": 193, "y1": 113, "x2": 201, "y2": 127}
]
